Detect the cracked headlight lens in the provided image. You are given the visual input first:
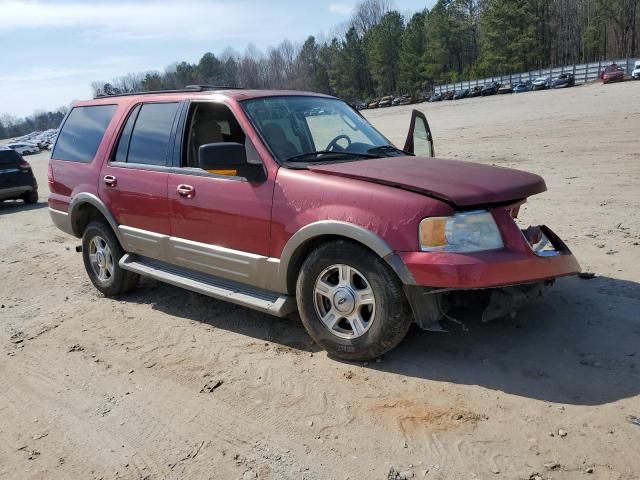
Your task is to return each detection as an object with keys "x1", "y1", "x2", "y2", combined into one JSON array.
[{"x1": 419, "y1": 210, "x2": 504, "y2": 252}]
